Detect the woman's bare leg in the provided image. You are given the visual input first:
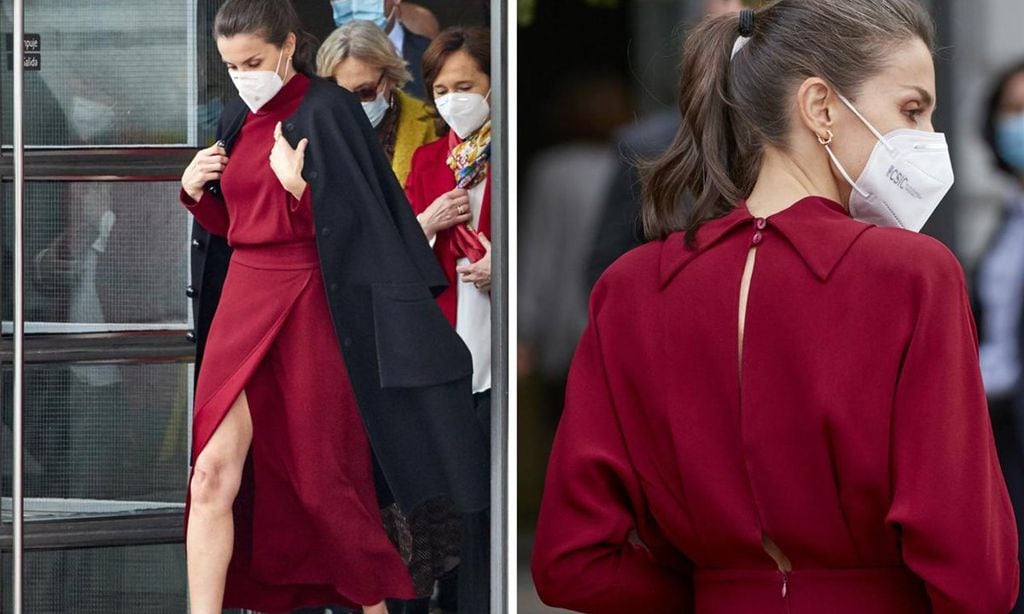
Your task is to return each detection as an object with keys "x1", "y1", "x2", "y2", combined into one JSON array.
[
  {"x1": 363, "y1": 602, "x2": 387, "y2": 614},
  {"x1": 186, "y1": 390, "x2": 254, "y2": 614}
]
